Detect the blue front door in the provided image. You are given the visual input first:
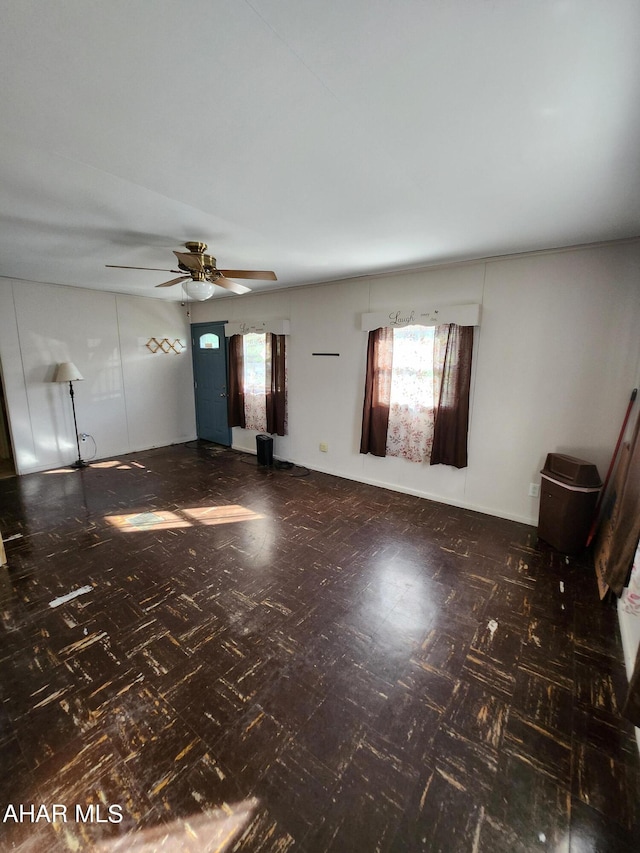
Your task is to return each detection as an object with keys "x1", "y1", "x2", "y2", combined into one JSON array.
[{"x1": 191, "y1": 322, "x2": 231, "y2": 445}]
